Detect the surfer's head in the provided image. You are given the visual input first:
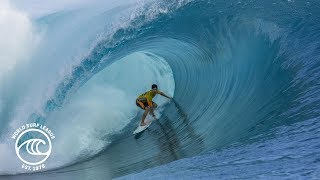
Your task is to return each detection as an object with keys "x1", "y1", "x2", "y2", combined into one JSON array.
[{"x1": 151, "y1": 84, "x2": 158, "y2": 92}]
